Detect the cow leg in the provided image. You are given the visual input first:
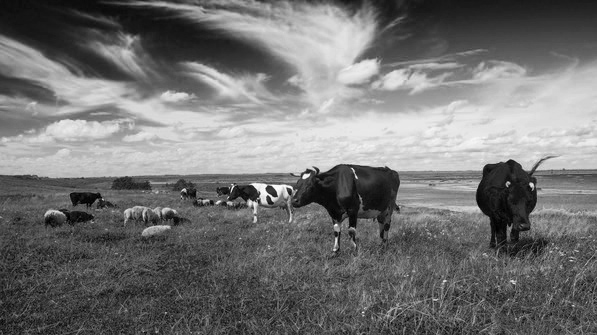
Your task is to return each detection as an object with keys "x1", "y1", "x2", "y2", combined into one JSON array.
[
  {"x1": 286, "y1": 202, "x2": 293, "y2": 223},
  {"x1": 489, "y1": 217, "x2": 497, "y2": 248},
  {"x1": 347, "y1": 215, "x2": 358, "y2": 252},
  {"x1": 495, "y1": 222, "x2": 508, "y2": 248},
  {"x1": 252, "y1": 203, "x2": 259, "y2": 224},
  {"x1": 332, "y1": 221, "x2": 341, "y2": 253},
  {"x1": 378, "y1": 208, "x2": 393, "y2": 244}
]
